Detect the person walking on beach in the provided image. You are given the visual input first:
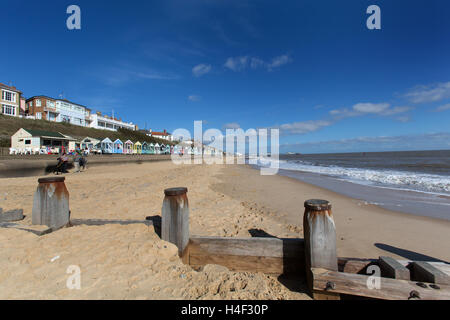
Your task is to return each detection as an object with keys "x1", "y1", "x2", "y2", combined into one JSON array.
[{"x1": 73, "y1": 149, "x2": 83, "y2": 173}]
